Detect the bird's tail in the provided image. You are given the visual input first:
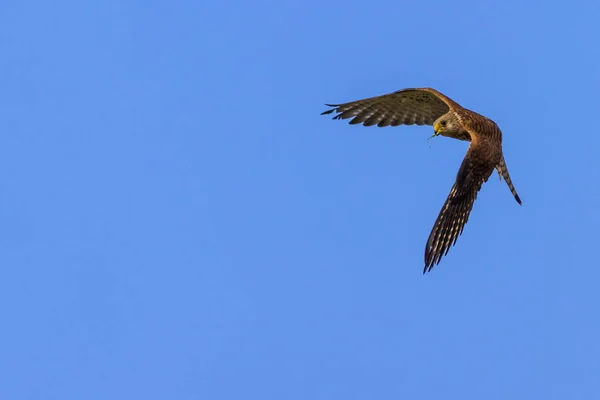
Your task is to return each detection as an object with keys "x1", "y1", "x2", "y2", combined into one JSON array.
[{"x1": 496, "y1": 155, "x2": 522, "y2": 205}]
